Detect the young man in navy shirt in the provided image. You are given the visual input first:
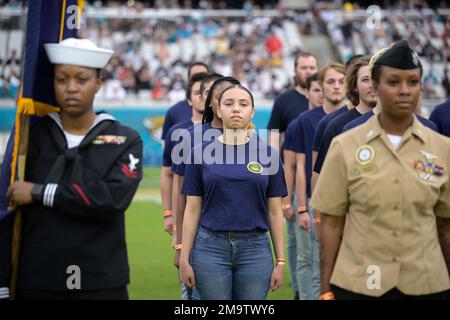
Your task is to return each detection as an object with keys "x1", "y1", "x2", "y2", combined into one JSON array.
[
  {"x1": 171, "y1": 73, "x2": 223, "y2": 266},
  {"x1": 292, "y1": 63, "x2": 346, "y2": 300},
  {"x1": 267, "y1": 52, "x2": 318, "y2": 150},
  {"x1": 159, "y1": 63, "x2": 209, "y2": 235},
  {"x1": 429, "y1": 99, "x2": 450, "y2": 137},
  {"x1": 266, "y1": 52, "x2": 318, "y2": 300},
  {"x1": 283, "y1": 73, "x2": 323, "y2": 300},
  {"x1": 310, "y1": 55, "x2": 365, "y2": 192},
  {"x1": 160, "y1": 62, "x2": 209, "y2": 140},
  {"x1": 160, "y1": 73, "x2": 208, "y2": 236},
  {"x1": 314, "y1": 57, "x2": 377, "y2": 175}
]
